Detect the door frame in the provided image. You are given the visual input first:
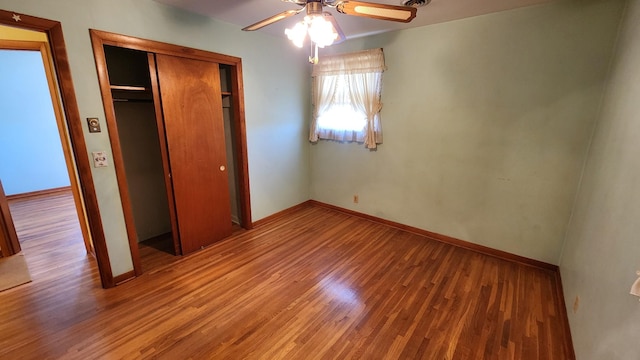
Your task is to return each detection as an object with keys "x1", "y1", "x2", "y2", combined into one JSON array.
[
  {"x1": 89, "y1": 29, "x2": 252, "y2": 279},
  {"x1": 0, "y1": 10, "x2": 115, "y2": 288},
  {"x1": 0, "y1": 179, "x2": 20, "y2": 257},
  {"x1": 0, "y1": 39, "x2": 94, "y2": 255}
]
